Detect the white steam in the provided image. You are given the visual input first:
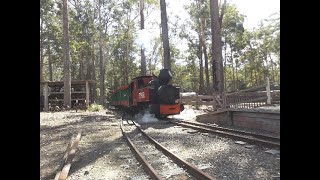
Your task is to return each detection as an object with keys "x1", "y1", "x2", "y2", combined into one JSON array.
[
  {"x1": 172, "y1": 106, "x2": 205, "y2": 121},
  {"x1": 135, "y1": 29, "x2": 152, "y2": 53},
  {"x1": 134, "y1": 111, "x2": 158, "y2": 123}
]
